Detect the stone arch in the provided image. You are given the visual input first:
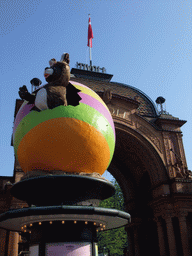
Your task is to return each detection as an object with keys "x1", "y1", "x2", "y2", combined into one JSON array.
[
  {"x1": 69, "y1": 75, "x2": 190, "y2": 256},
  {"x1": 107, "y1": 120, "x2": 170, "y2": 256},
  {"x1": 108, "y1": 120, "x2": 170, "y2": 217}
]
